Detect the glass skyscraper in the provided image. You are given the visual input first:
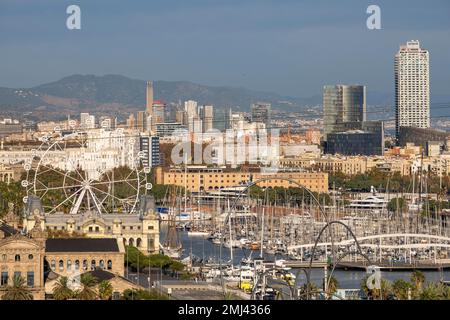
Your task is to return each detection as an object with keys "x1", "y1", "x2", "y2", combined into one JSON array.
[{"x1": 323, "y1": 85, "x2": 366, "y2": 140}]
